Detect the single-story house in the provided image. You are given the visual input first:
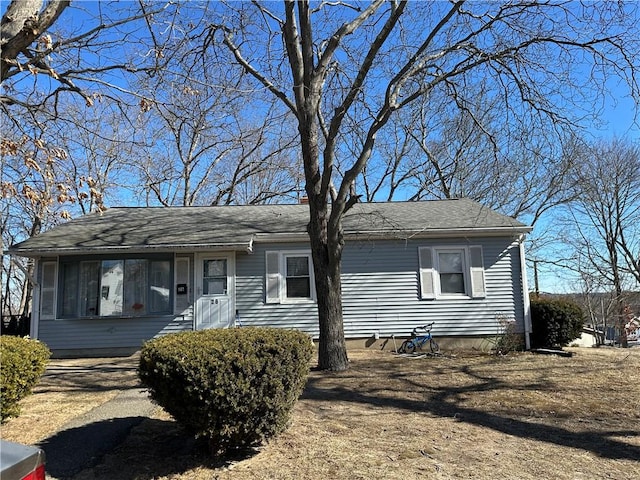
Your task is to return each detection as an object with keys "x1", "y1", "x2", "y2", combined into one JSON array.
[{"x1": 9, "y1": 198, "x2": 533, "y2": 357}]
